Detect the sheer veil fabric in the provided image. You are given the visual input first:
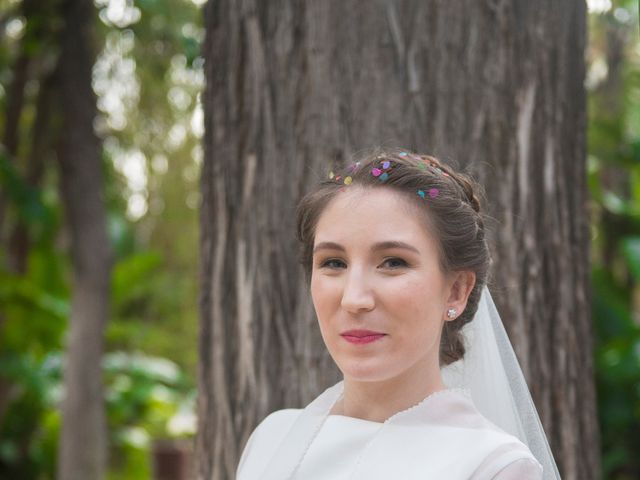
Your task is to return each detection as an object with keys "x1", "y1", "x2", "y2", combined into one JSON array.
[
  {"x1": 441, "y1": 286, "x2": 562, "y2": 479},
  {"x1": 252, "y1": 286, "x2": 561, "y2": 479}
]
